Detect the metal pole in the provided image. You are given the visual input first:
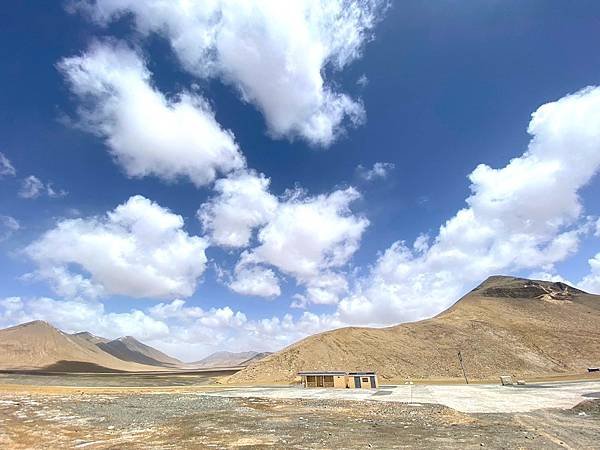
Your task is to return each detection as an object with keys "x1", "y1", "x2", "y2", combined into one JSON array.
[{"x1": 458, "y1": 351, "x2": 469, "y2": 384}]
